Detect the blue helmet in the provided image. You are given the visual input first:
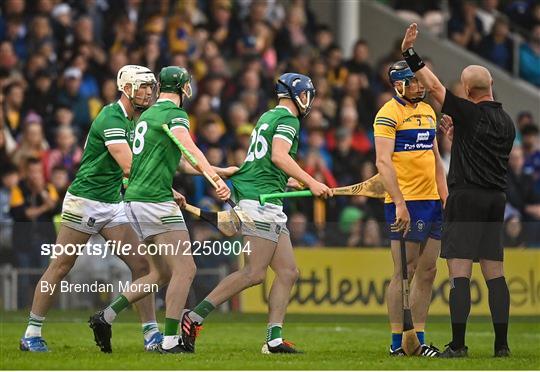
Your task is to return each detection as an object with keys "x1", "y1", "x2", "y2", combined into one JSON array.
[
  {"x1": 275, "y1": 73, "x2": 316, "y2": 118},
  {"x1": 388, "y1": 61, "x2": 425, "y2": 103}
]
